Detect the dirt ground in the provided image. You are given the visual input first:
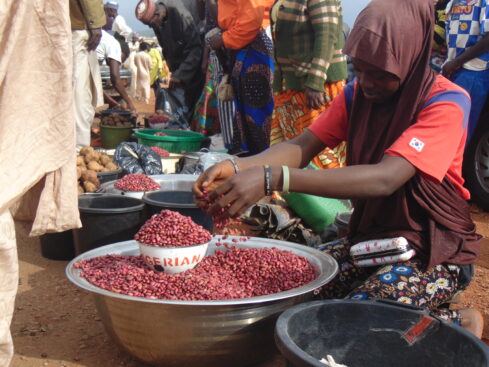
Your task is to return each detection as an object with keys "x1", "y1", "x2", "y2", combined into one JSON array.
[{"x1": 8, "y1": 97, "x2": 489, "y2": 367}]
